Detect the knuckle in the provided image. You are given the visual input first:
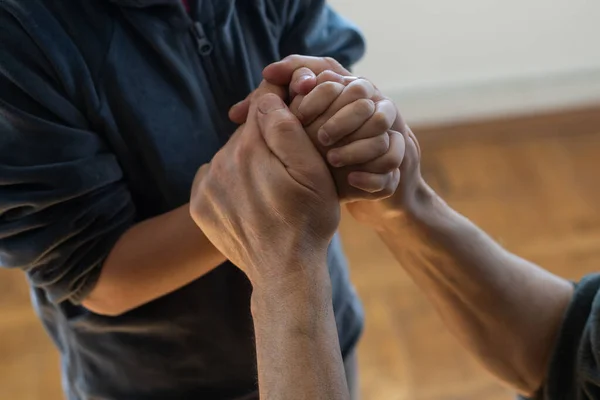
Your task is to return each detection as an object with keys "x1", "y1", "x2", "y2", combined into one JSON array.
[
  {"x1": 347, "y1": 80, "x2": 371, "y2": 99},
  {"x1": 369, "y1": 89, "x2": 387, "y2": 103},
  {"x1": 381, "y1": 182, "x2": 396, "y2": 198},
  {"x1": 190, "y1": 182, "x2": 214, "y2": 221},
  {"x1": 286, "y1": 54, "x2": 301, "y2": 62},
  {"x1": 189, "y1": 204, "x2": 202, "y2": 224},
  {"x1": 324, "y1": 57, "x2": 342, "y2": 70},
  {"x1": 353, "y1": 99, "x2": 376, "y2": 118},
  {"x1": 228, "y1": 138, "x2": 251, "y2": 164},
  {"x1": 374, "y1": 133, "x2": 391, "y2": 153},
  {"x1": 272, "y1": 116, "x2": 300, "y2": 134},
  {"x1": 210, "y1": 152, "x2": 226, "y2": 172},
  {"x1": 317, "y1": 70, "x2": 341, "y2": 84},
  {"x1": 293, "y1": 66, "x2": 312, "y2": 78},
  {"x1": 232, "y1": 144, "x2": 246, "y2": 164},
  {"x1": 381, "y1": 156, "x2": 400, "y2": 171},
  {"x1": 291, "y1": 69, "x2": 304, "y2": 80},
  {"x1": 370, "y1": 175, "x2": 396, "y2": 198},
  {"x1": 372, "y1": 109, "x2": 393, "y2": 131},
  {"x1": 319, "y1": 81, "x2": 344, "y2": 97}
]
